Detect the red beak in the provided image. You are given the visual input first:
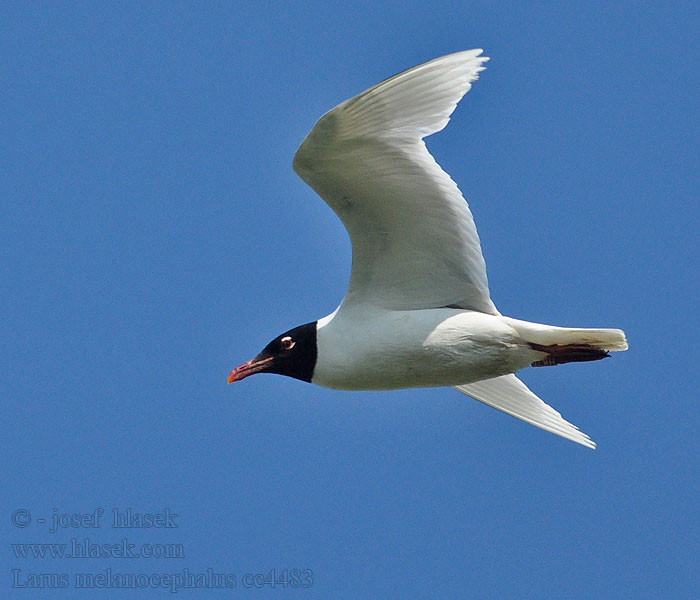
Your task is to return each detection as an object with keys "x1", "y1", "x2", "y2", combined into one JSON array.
[{"x1": 227, "y1": 356, "x2": 274, "y2": 383}]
